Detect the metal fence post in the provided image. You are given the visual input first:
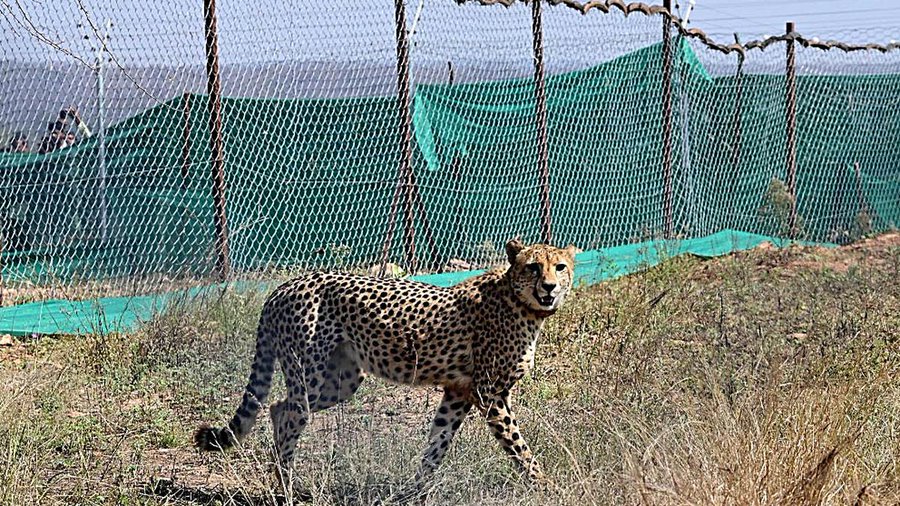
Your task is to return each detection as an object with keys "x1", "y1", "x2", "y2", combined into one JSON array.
[
  {"x1": 203, "y1": 0, "x2": 230, "y2": 279},
  {"x1": 394, "y1": 0, "x2": 417, "y2": 274},
  {"x1": 532, "y1": 0, "x2": 552, "y2": 244},
  {"x1": 95, "y1": 20, "x2": 110, "y2": 245},
  {"x1": 785, "y1": 21, "x2": 798, "y2": 237},
  {"x1": 661, "y1": 0, "x2": 674, "y2": 239}
]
